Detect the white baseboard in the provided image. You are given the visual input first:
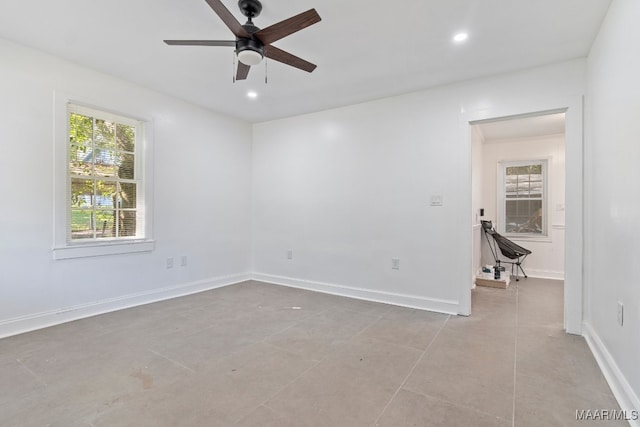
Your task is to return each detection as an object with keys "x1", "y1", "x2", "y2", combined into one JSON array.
[
  {"x1": 583, "y1": 322, "x2": 640, "y2": 427},
  {"x1": 0, "y1": 272, "x2": 251, "y2": 339},
  {"x1": 521, "y1": 268, "x2": 565, "y2": 280},
  {"x1": 251, "y1": 272, "x2": 460, "y2": 315}
]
